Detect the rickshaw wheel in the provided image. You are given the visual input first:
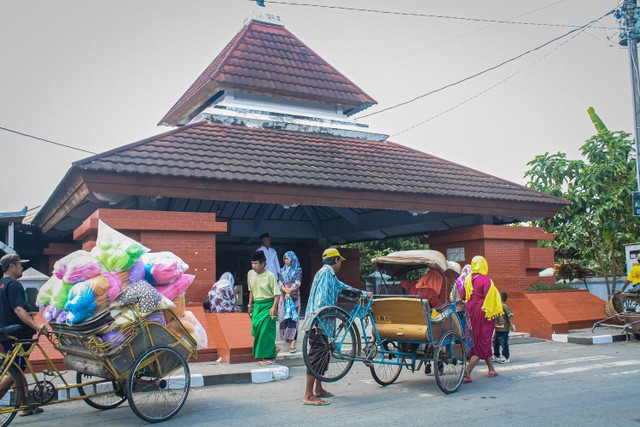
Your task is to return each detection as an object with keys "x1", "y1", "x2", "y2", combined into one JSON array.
[
  {"x1": 127, "y1": 346, "x2": 190, "y2": 423},
  {"x1": 76, "y1": 372, "x2": 126, "y2": 410},
  {"x1": 0, "y1": 362, "x2": 24, "y2": 427},
  {"x1": 434, "y1": 330, "x2": 466, "y2": 394},
  {"x1": 303, "y1": 308, "x2": 356, "y2": 382},
  {"x1": 369, "y1": 342, "x2": 402, "y2": 386}
]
